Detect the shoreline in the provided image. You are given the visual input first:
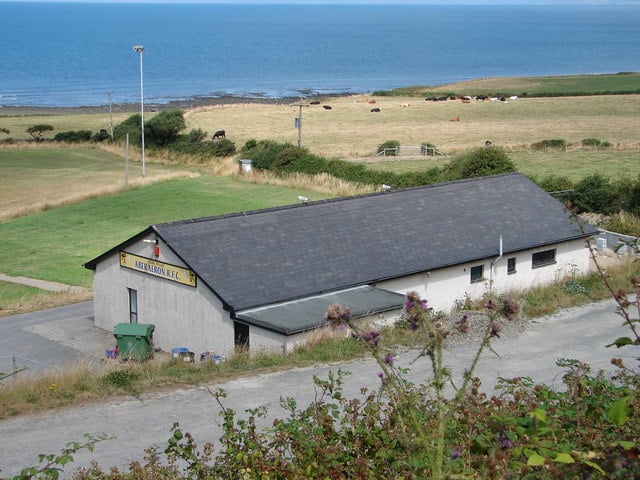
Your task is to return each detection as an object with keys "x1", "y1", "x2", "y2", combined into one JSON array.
[{"x1": 0, "y1": 93, "x2": 359, "y2": 117}]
